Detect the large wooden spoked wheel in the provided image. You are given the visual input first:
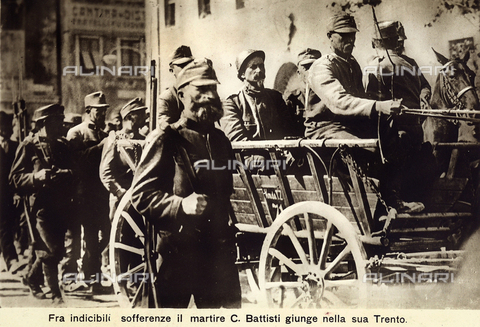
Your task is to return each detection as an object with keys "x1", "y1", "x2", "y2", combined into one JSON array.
[
  {"x1": 258, "y1": 201, "x2": 368, "y2": 308},
  {"x1": 110, "y1": 189, "x2": 161, "y2": 308}
]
